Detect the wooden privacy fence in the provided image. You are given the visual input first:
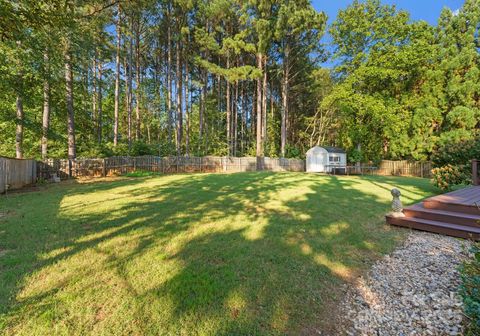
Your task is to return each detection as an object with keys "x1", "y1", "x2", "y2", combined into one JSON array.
[
  {"x1": 375, "y1": 160, "x2": 432, "y2": 178},
  {"x1": 0, "y1": 156, "x2": 37, "y2": 193},
  {"x1": 37, "y1": 156, "x2": 305, "y2": 179},
  {"x1": 36, "y1": 156, "x2": 433, "y2": 180}
]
